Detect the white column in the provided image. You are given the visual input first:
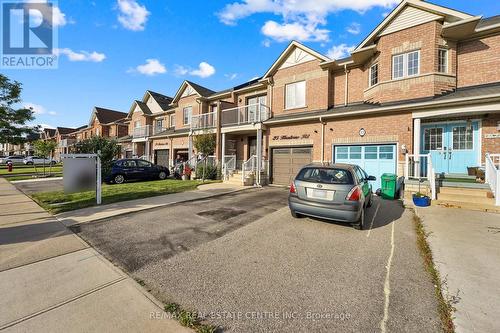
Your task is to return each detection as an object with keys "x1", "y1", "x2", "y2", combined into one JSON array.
[
  {"x1": 221, "y1": 132, "x2": 226, "y2": 175},
  {"x1": 145, "y1": 141, "x2": 151, "y2": 161},
  {"x1": 132, "y1": 142, "x2": 136, "y2": 157},
  {"x1": 256, "y1": 128, "x2": 263, "y2": 186},
  {"x1": 188, "y1": 134, "x2": 193, "y2": 164},
  {"x1": 413, "y1": 118, "x2": 421, "y2": 177}
]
